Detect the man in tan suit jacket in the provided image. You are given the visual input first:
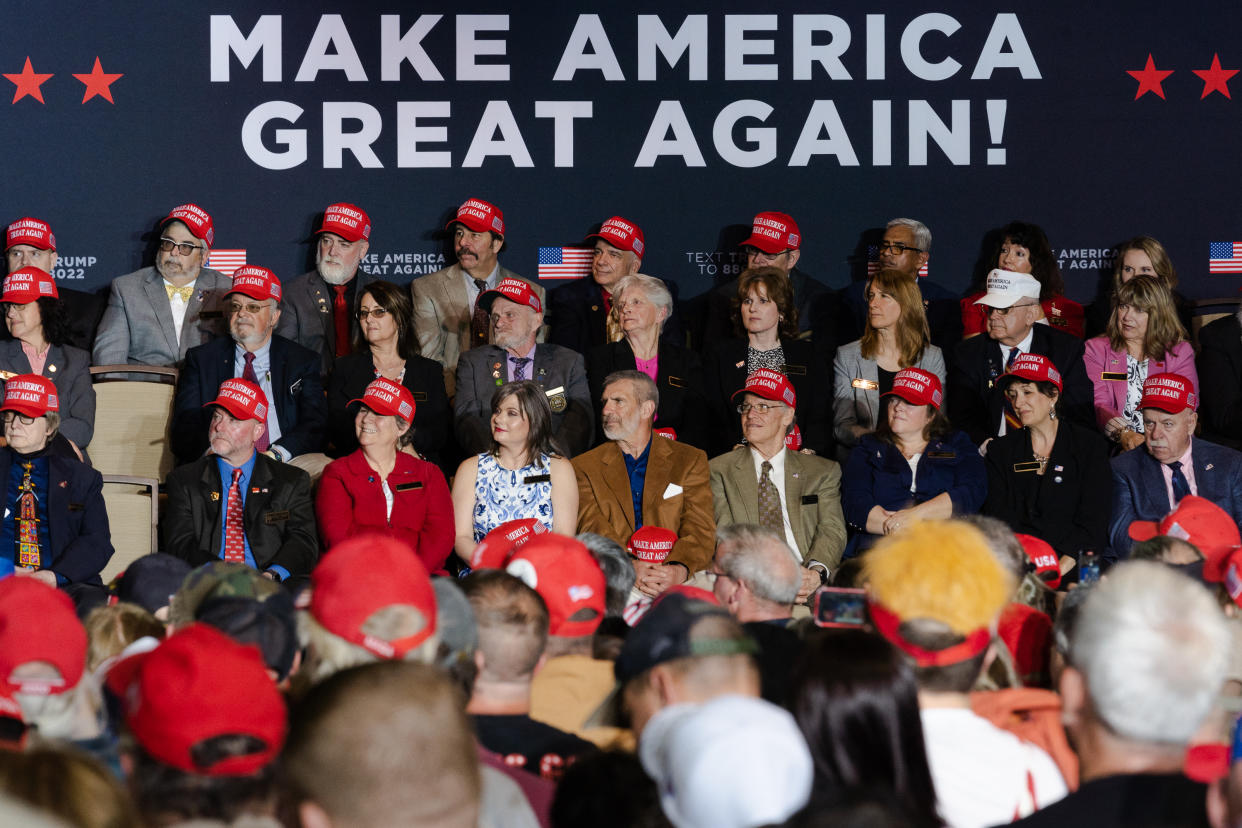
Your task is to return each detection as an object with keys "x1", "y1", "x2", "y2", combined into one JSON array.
[
  {"x1": 709, "y1": 369, "x2": 847, "y2": 603},
  {"x1": 573, "y1": 370, "x2": 715, "y2": 595}
]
